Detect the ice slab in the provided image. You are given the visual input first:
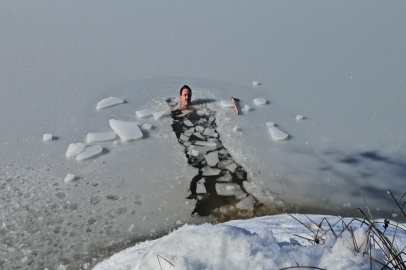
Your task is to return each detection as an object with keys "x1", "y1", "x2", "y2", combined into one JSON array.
[
  {"x1": 196, "y1": 126, "x2": 204, "y2": 132},
  {"x1": 266, "y1": 122, "x2": 275, "y2": 127},
  {"x1": 243, "y1": 181, "x2": 273, "y2": 207},
  {"x1": 153, "y1": 111, "x2": 166, "y2": 120},
  {"x1": 183, "y1": 119, "x2": 194, "y2": 127},
  {"x1": 252, "y1": 81, "x2": 259, "y2": 86},
  {"x1": 203, "y1": 128, "x2": 217, "y2": 137},
  {"x1": 96, "y1": 97, "x2": 124, "y2": 110},
  {"x1": 196, "y1": 109, "x2": 208, "y2": 116},
  {"x1": 189, "y1": 145, "x2": 215, "y2": 155},
  {"x1": 296, "y1": 115, "x2": 304, "y2": 120},
  {"x1": 178, "y1": 110, "x2": 193, "y2": 117},
  {"x1": 215, "y1": 183, "x2": 245, "y2": 196},
  {"x1": 76, "y1": 145, "x2": 103, "y2": 161},
  {"x1": 66, "y1": 143, "x2": 87, "y2": 158},
  {"x1": 141, "y1": 124, "x2": 152, "y2": 130},
  {"x1": 268, "y1": 126, "x2": 288, "y2": 141},
  {"x1": 226, "y1": 163, "x2": 237, "y2": 173},
  {"x1": 194, "y1": 141, "x2": 217, "y2": 147},
  {"x1": 136, "y1": 109, "x2": 156, "y2": 118},
  {"x1": 179, "y1": 135, "x2": 189, "y2": 141},
  {"x1": 253, "y1": 98, "x2": 267, "y2": 105},
  {"x1": 86, "y1": 132, "x2": 116, "y2": 143},
  {"x1": 196, "y1": 181, "x2": 206, "y2": 194},
  {"x1": 220, "y1": 100, "x2": 234, "y2": 108},
  {"x1": 217, "y1": 171, "x2": 232, "y2": 182},
  {"x1": 64, "y1": 173, "x2": 75, "y2": 183},
  {"x1": 236, "y1": 195, "x2": 255, "y2": 211},
  {"x1": 109, "y1": 119, "x2": 143, "y2": 141},
  {"x1": 192, "y1": 132, "x2": 205, "y2": 140},
  {"x1": 218, "y1": 160, "x2": 233, "y2": 169},
  {"x1": 43, "y1": 134, "x2": 53, "y2": 141},
  {"x1": 202, "y1": 167, "x2": 221, "y2": 176},
  {"x1": 204, "y1": 151, "x2": 219, "y2": 167}
]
